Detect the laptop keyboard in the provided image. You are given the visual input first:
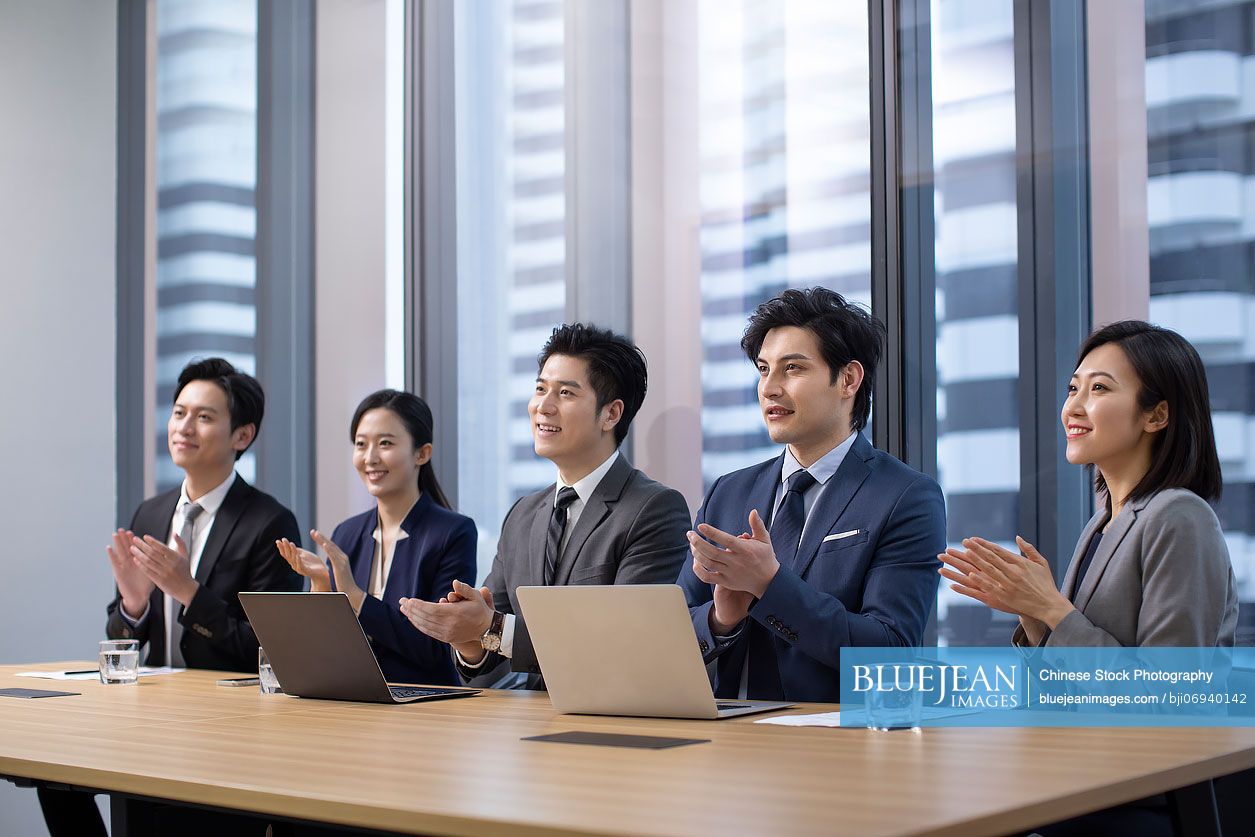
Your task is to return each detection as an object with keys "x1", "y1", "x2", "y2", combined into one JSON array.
[
  {"x1": 389, "y1": 686, "x2": 448, "y2": 700},
  {"x1": 715, "y1": 702, "x2": 752, "y2": 710}
]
